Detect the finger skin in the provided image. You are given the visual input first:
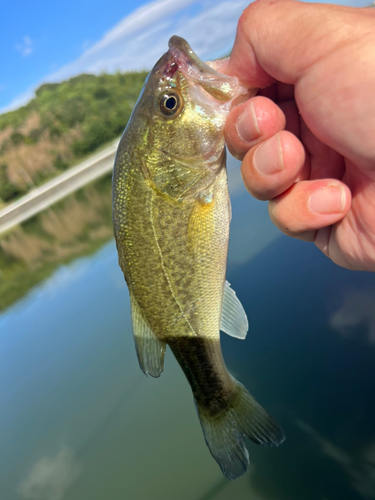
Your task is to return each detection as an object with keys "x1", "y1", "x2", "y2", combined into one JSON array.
[
  {"x1": 225, "y1": 96, "x2": 286, "y2": 160},
  {"x1": 227, "y1": 0, "x2": 375, "y2": 87},
  {"x1": 268, "y1": 180, "x2": 352, "y2": 238},
  {"x1": 223, "y1": 0, "x2": 375, "y2": 270},
  {"x1": 241, "y1": 131, "x2": 307, "y2": 201},
  {"x1": 226, "y1": 0, "x2": 375, "y2": 168}
]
